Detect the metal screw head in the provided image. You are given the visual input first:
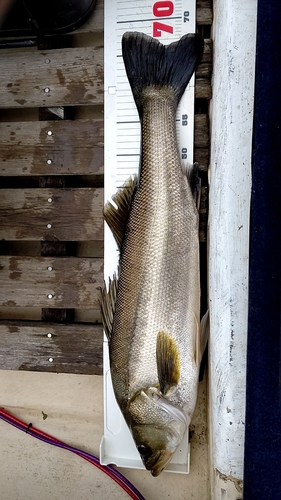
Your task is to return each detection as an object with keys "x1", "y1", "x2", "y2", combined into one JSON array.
[
  {"x1": 47, "y1": 293, "x2": 53, "y2": 299},
  {"x1": 47, "y1": 159, "x2": 52, "y2": 165},
  {"x1": 47, "y1": 266, "x2": 53, "y2": 271},
  {"x1": 47, "y1": 130, "x2": 53, "y2": 136},
  {"x1": 45, "y1": 59, "x2": 51, "y2": 64},
  {"x1": 47, "y1": 198, "x2": 52, "y2": 203},
  {"x1": 48, "y1": 357, "x2": 54, "y2": 362},
  {"x1": 46, "y1": 223, "x2": 52, "y2": 229},
  {"x1": 47, "y1": 333, "x2": 52, "y2": 338},
  {"x1": 44, "y1": 87, "x2": 50, "y2": 93}
]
